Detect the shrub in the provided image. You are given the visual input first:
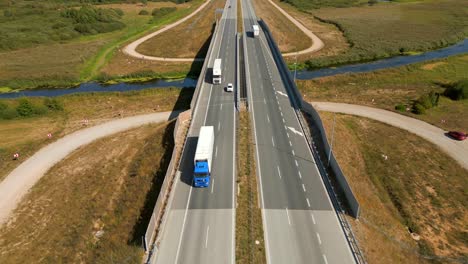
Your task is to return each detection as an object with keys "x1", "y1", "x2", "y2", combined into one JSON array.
[
  {"x1": 395, "y1": 104, "x2": 406, "y2": 112},
  {"x1": 0, "y1": 107, "x2": 18, "y2": 120},
  {"x1": 444, "y1": 79, "x2": 468, "y2": 100},
  {"x1": 3, "y1": 10, "x2": 13, "y2": 17},
  {"x1": 412, "y1": 103, "x2": 426, "y2": 115},
  {"x1": 139, "y1": 10, "x2": 149, "y2": 15},
  {"x1": 152, "y1": 7, "x2": 176, "y2": 17},
  {"x1": 33, "y1": 105, "x2": 48, "y2": 115},
  {"x1": 16, "y1": 98, "x2": 34, "y2": 117},
  {"x1": 44, "y1": 98, "x2": 64, "y2": 111}
]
